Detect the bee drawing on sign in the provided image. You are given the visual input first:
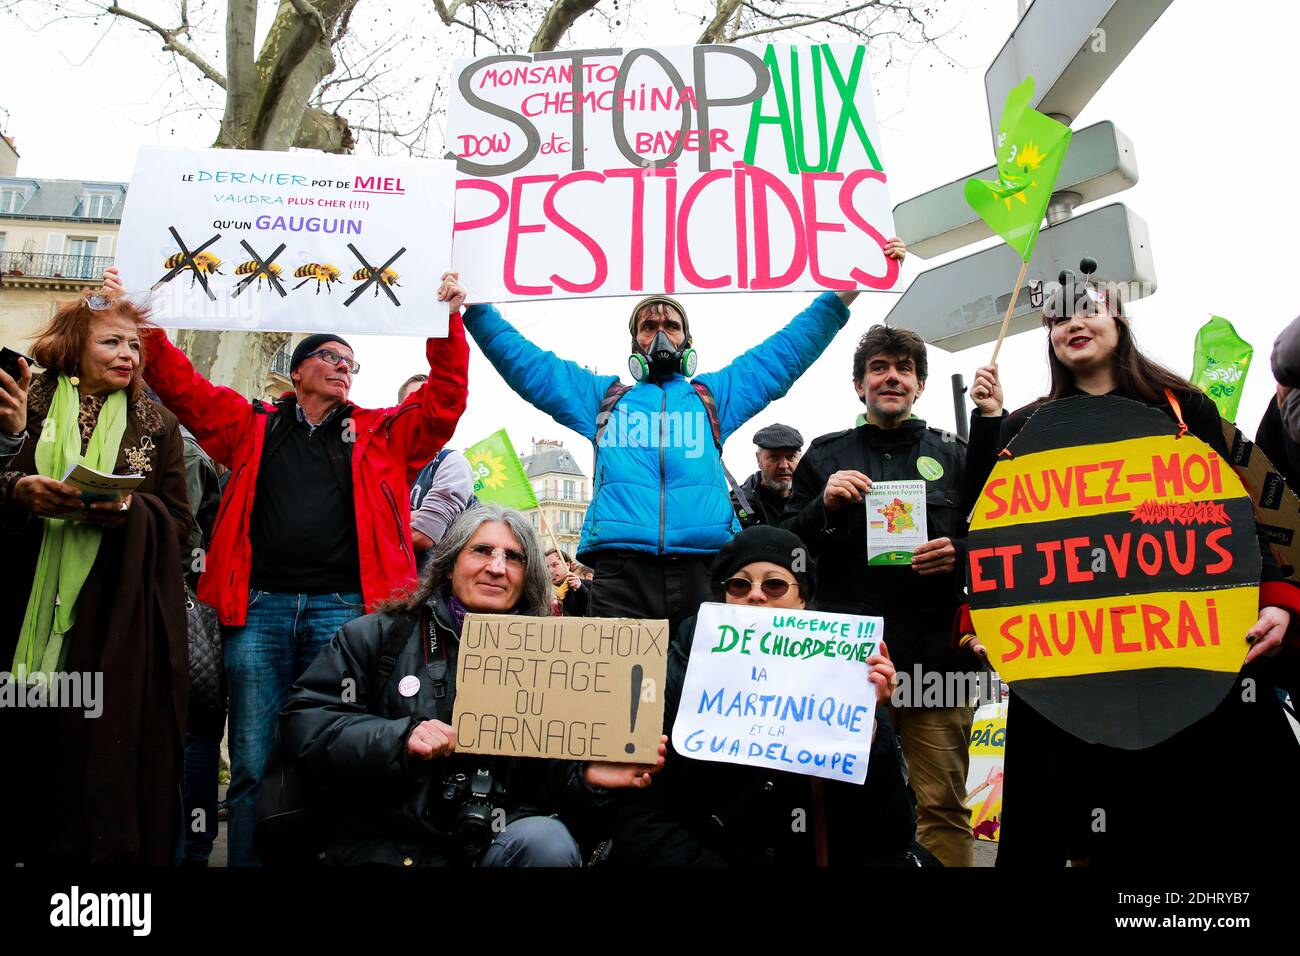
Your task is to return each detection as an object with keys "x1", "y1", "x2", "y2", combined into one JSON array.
[
  {"x1": 163, "y1": 251, "x2": 223, "y2": 287},
  {"x1": 234, "y1": 260, "x2": 283, "y2": 290},
  {"x1": 352, "y1": 266, "x2": 401, "y2": 297},
  {"x1": 293, "y1": 263, "x2": 344, "y2": 294}
]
